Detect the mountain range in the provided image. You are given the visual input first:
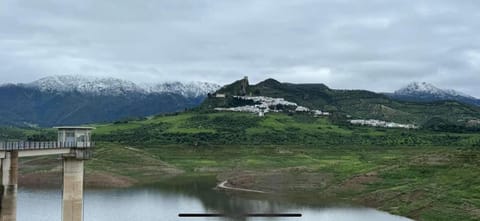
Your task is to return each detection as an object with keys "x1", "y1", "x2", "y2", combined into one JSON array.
[
  {"x1": 0, "y1": 75, "x2": 478, "y2": 128},
  {"x1": 25, "y1": 75, "x2": 220, "y2": 97},
  {"x1": 0, "y1": 75, "x2": 220, "y2": 127}
]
